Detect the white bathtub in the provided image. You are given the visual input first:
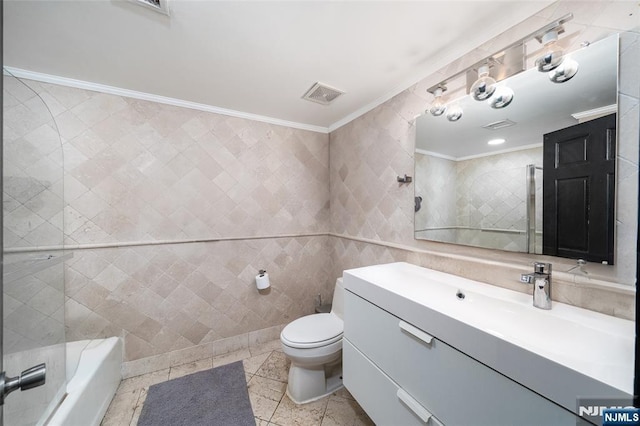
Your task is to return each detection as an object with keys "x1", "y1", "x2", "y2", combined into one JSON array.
[{"x1": 46, "y1": 337, "x2": 122, "y2": 426}]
